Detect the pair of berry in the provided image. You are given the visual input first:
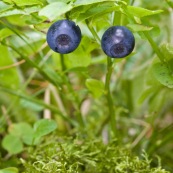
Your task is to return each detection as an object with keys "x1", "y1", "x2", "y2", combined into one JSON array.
[{"x1": 46, "y1": 19, "x2": 135, "y2": 58}]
